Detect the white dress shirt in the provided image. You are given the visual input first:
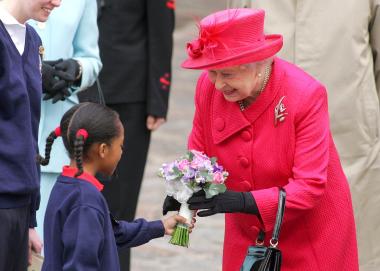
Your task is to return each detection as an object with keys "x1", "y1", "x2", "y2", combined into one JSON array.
[{"x1": 0, "y1": 3, "x2": 26, "y2": 55}]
